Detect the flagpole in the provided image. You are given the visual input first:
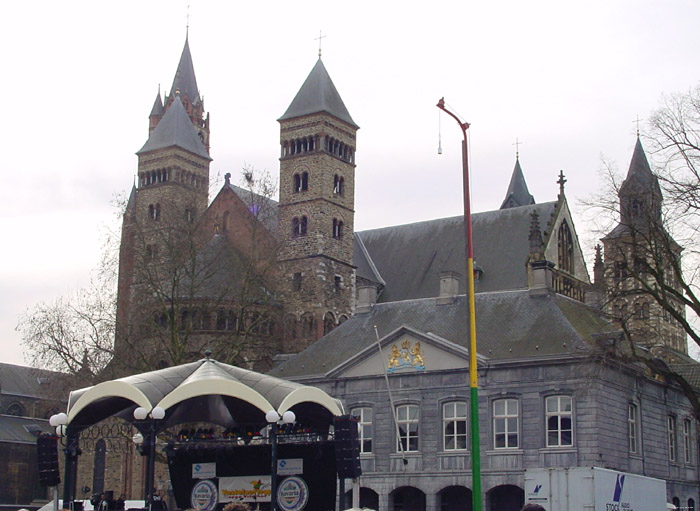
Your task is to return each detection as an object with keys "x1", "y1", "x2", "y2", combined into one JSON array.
[{"x1": 436, "y1": 98, "x2": 482, "y2": 511}]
